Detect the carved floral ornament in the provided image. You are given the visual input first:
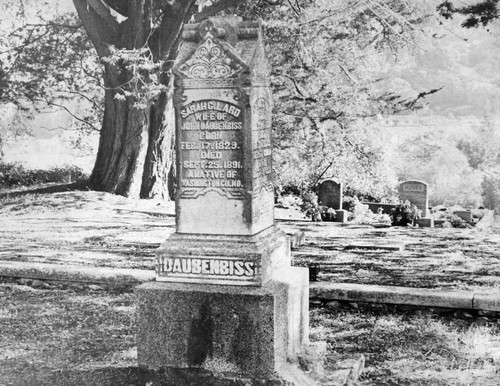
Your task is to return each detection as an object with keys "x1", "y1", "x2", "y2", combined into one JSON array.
[{"x1": 177, "y1": 34, "x2": 245, "y2": 80}]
